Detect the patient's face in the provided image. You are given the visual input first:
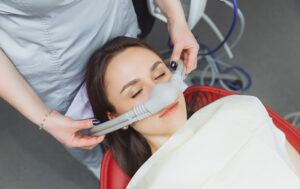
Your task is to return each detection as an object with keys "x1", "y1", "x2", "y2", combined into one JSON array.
[{"x1": 105, "y1": 47, "x2": 187, "y2": 138}]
